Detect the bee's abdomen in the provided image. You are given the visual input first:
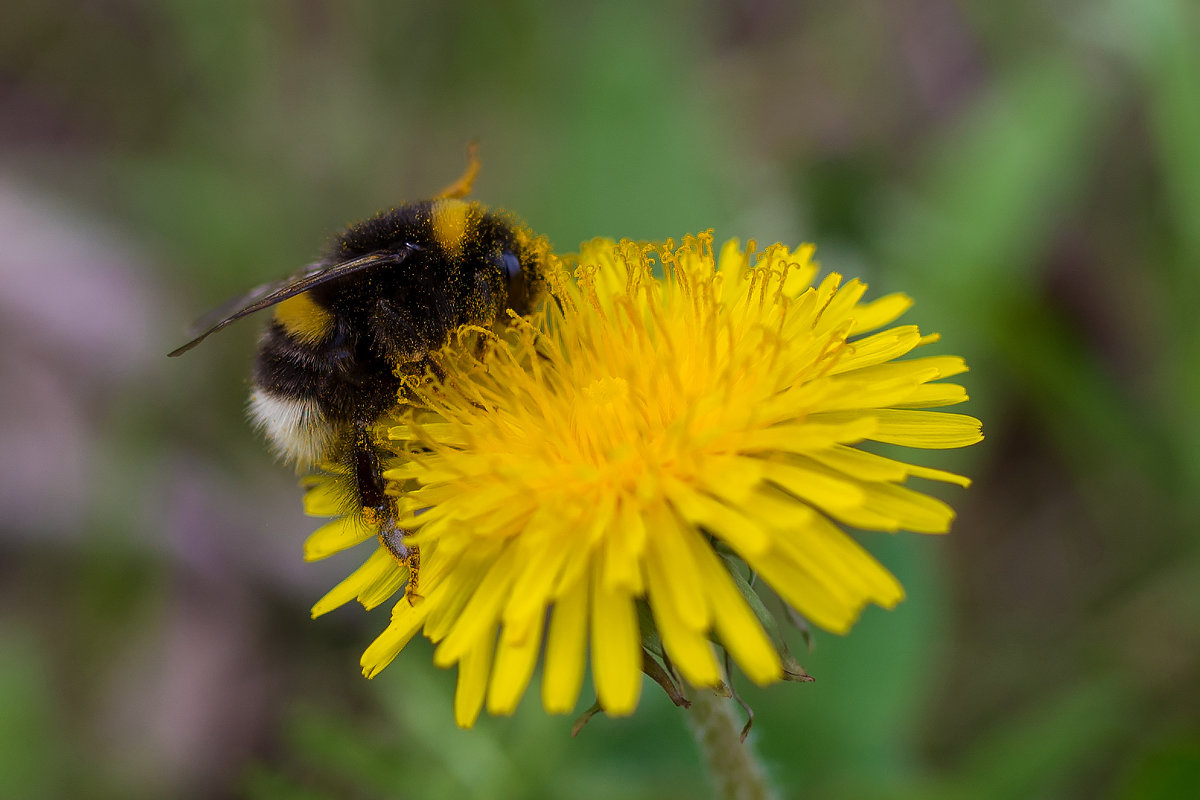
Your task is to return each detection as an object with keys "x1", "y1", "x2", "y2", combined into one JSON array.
[
  {"x1": 247, "y1": 388, "x2": 334, "y2": 465},
  {"x1": 272, "y1": 292, "x2": 335, "y2": 346},
  {"x1": 249, "y1": 310, "x2": 397, "y2": 465}
]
